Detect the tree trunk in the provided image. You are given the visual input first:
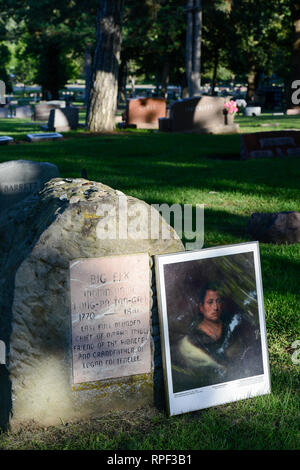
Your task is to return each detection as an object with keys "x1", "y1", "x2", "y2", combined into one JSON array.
[
  {"x1": 160, "y1": 61, "x2": 170, "y2": 99},
  {"x1": 88, "y1": 0, "x2": 124, "y2": 132},
  {"x1": 211, "y1": 50, "x2": 219, "y2": 96},
  {"x1": 186, "y1": 0, "x2": 202, "y2": 97},
  {"x1": 118, "y1": 58, "x2": 127, "y2": 104},
  {"x1": 84, "y1": 44, "x2": 93, "y2": 110},
  {"x1": 287, "y1": 3, "x2": 300, "y2": 109},
  {"x1": 247, "y1": 66, "x2": 257, "y2": 103}
]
